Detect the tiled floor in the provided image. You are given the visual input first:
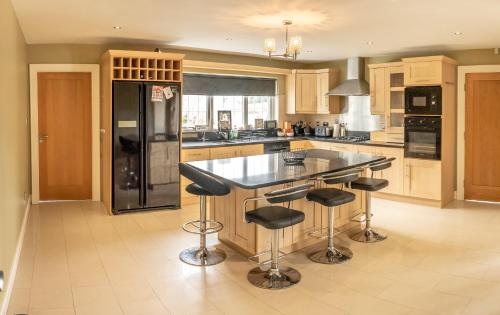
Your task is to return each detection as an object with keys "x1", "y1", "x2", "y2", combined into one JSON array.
[{"x1": 7, "y1": 198, "x2": 500, "y2": 315}]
